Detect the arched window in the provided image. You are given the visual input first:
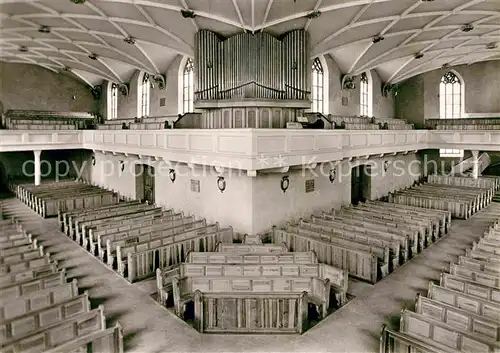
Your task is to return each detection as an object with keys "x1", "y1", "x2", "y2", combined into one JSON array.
[
  {"x1": 183, "y1": 58, "x2": 194, "y2": 113},
  {"x1": 140, "y1": 73, "x2": 150, "y2": 117},
  {"x1": 311, "y1": 57, "x2": 324, "y2": 113},
  {"x1": 360, "y1": 72, "x2": 371, "y2": 116},
  {"x1": 109, "y1": 83, "x2": 118, "y2": 120},
  {"x1": 439, "y1": 71, "x2": 464, "y2": 157}
]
